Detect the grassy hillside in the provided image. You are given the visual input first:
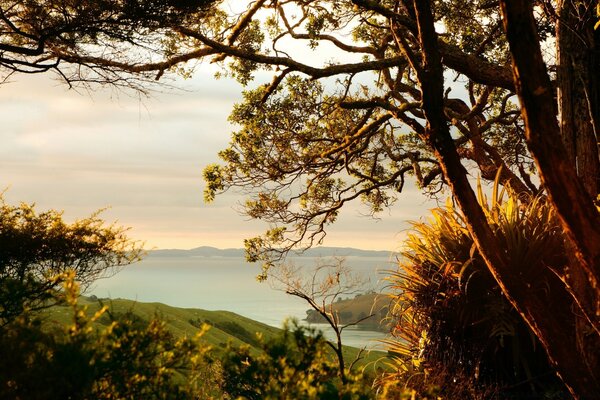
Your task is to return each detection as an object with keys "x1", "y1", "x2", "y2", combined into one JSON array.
[{"x1": 42, "y1": 296, "x2": 387, "y2": 368}]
